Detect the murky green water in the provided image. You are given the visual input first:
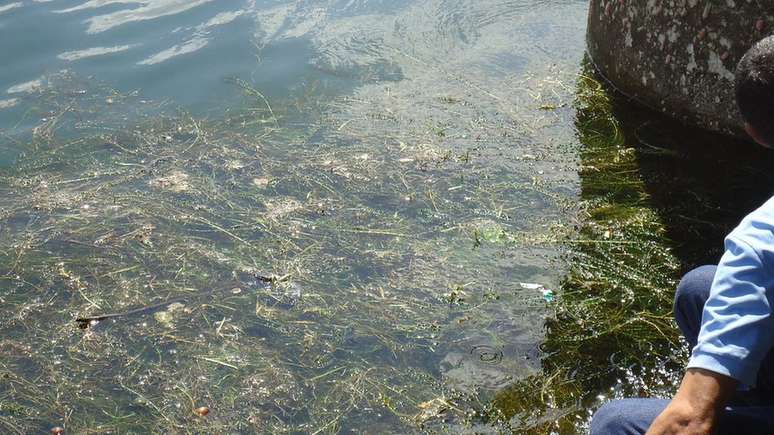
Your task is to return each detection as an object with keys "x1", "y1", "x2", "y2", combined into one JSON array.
[{"x1": 0, "y1": 1, "x2": 602, "y2": 433}]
